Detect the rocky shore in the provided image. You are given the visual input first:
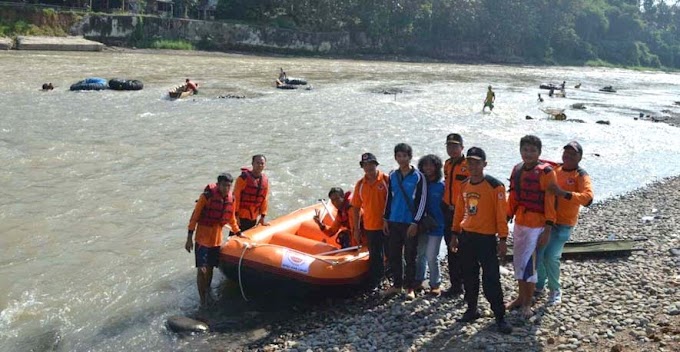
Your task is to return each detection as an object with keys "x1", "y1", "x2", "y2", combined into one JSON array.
[{"x1": 191, "y1": 176, "x2": 680, "y2": 351}]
